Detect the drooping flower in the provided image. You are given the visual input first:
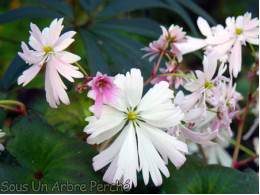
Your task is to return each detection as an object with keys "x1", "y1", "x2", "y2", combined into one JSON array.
[
  {"x1": 142, "y1": 24, "x2": 187, "y2": 62},
  {"x1": 18, "y1": 18, "x2": 84, "y2": 108},
  {"x1": 84, "y1": 69, "x2": 187, "y2": 188},
  {"x1": 141, "y1": 37, "x2": 166, "y2": 62},
  {"x1": 87, "y1": 72, "x2": 120, "y2": 119},
  {"x1": 207, "y1": 12, "x2": 259, "y2": 77},
  {"x1": 203, "y1": 137, "x2": 232, "y2": 167},
  {"x1": 0, "y1": 129, "x2": 5, "y2": 151}
]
